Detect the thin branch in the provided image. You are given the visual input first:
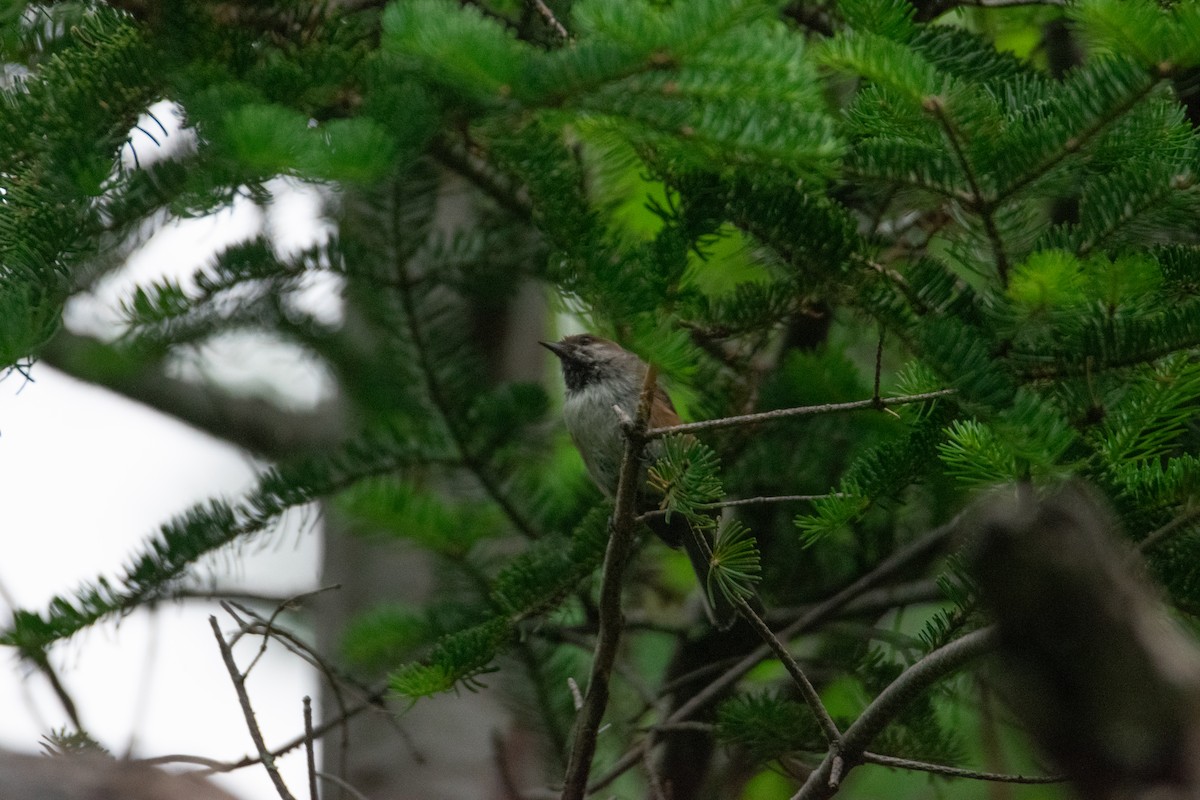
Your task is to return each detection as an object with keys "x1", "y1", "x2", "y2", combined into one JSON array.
[
  {"x1": 218, "y1": 597, "x2": 389, "y2": 779},
  {"x1": 430, "y1": 138, "x2": 533, "y2": 222},
  {"x1": 764, "y1": 579, "x2": 944, "y2": 626},
  {"x1": 303, "y1": 697, "x2": 318, "y2": 800},
  {"x1": 685, "y1": 515, "x2": 840, "y2": 744},
  {"x1": 636, "y1": 493, "x2": 840, "y2": 522},
  {"x1": 586, "y1": 514, "x2": 960, "y2": 794},
  {"x1": 391, "y1": 188, "x2": 539, "y2": 540},
  {"x1": 560, "y1": 366, "x2": 659, "y2": 800},
  {"x1": 860, "y1": 752, "x2": 1064, "y2": 783},
  {"x1": 529, "y1": 0, "x2": 570, "y2": 39},
  {"x1": 642, "y1": 742, "x2": 669, "y2": 800},
  {"x1": 238, "y1": 585, "x2": 341, "y2": 678},
  {"x1": 646, "y1": 389, "x2": 956, "y2": 438},
  {"x1": 873, "y1": 328, "x2": 885, "y2": 402},
  {"x1": 162, "y1": 589, "x2": 308, "y2": 606},
  {"x1": 140, "y1": 683, "x2": 389, "y2": 774},
  {"x1": 27, "y1": 651, "x2": 85, "y2": 734},
  {"x1": 791, "y1": 627, "x2": 998, "y2": 800},
  {"x1": 708, "y1": 493, "x2": 843, "y2": 509},
  {"x1": 1138, "y1": 504, "x2": 1200, "y2": 554},
  {"x1": 993, "y1": 74, "x2": 1164, "y2": 205},
  {"x1": 646, "y1": 721, "x2": 715, "y2": 734},
  {"x1": 735, "y1": 596, "x2": 841, "y2": 745},
  {"x1": 208, "y1": 615, "x2": 298, "y2": 800},
  {"x1": 315, "y1": 772, "x2": 372, "y2": 800}
]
